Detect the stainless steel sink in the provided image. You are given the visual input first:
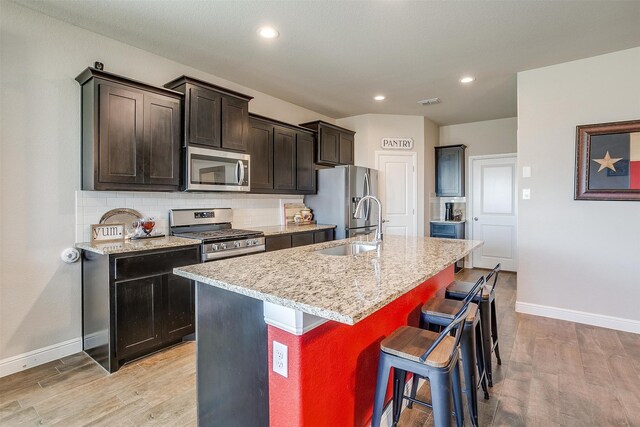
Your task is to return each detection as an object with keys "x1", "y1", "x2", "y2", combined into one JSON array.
[{"x1": 315, "y1": 242, "x2": 378, "y2": 256}]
